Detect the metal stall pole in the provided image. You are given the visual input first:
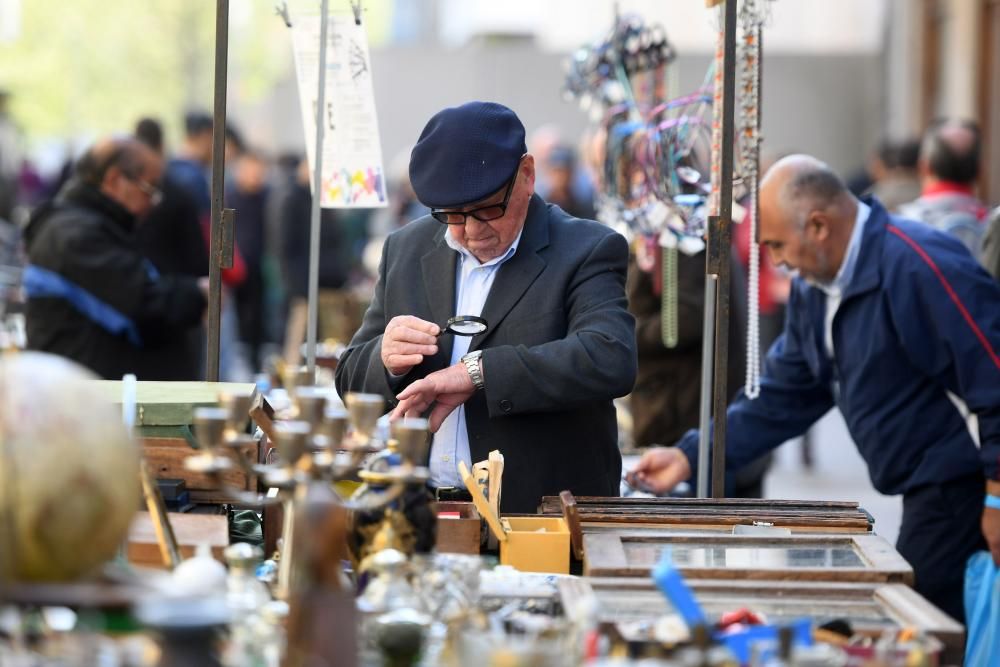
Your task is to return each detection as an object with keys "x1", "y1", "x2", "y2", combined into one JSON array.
[
  {"x1": 206, "y1": 0, "x2": 235, "y2": 382},
  {"x1": 705, "y1": 0, "x2": 739, "y2": 498},
  {"x1": 696, "y1": 275, "x2": 716, "y2": 498},
  {"x1": 305, "y1": 0, "x2": 331, "y2": 375}
]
